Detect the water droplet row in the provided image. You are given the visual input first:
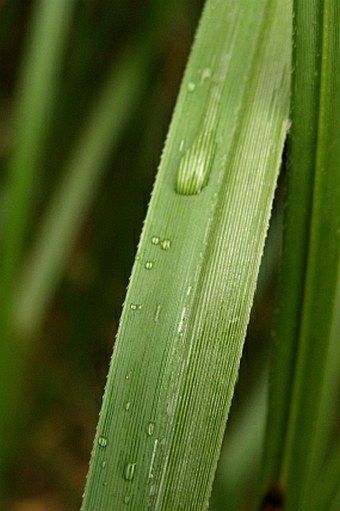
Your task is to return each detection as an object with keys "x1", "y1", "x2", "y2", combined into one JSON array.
[
  {"x1": 151, "y1": 236, "x2": 171, "y2": 251},
  {"x1": 130, "y1": 303, "x2": 142, "y2": 311}
]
